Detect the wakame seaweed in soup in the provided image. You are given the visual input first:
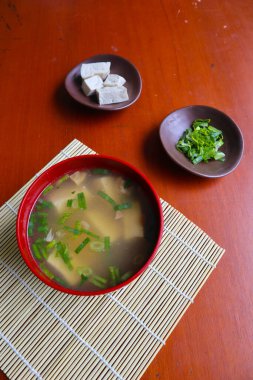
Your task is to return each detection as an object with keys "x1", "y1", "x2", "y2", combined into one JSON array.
[{"x1": 28, "y1": 169, "x2": 158, "y2": 291}]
